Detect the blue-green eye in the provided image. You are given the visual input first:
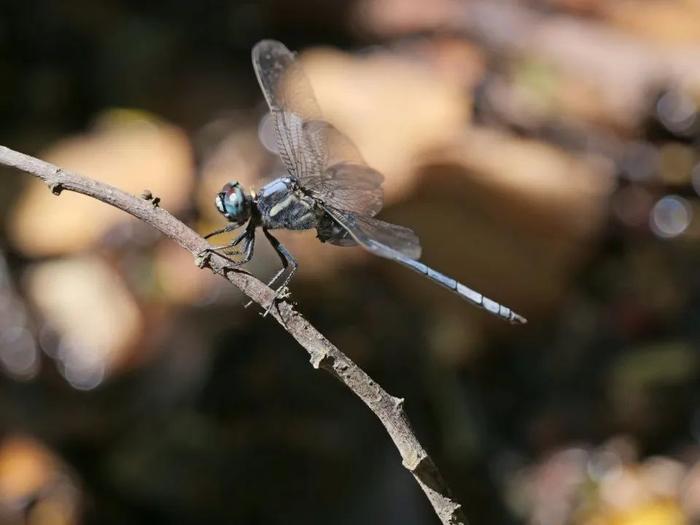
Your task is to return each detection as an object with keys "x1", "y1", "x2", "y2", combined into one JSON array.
[{"x1": 215, "y1": 182, "x2": 251, "y2": 225}]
